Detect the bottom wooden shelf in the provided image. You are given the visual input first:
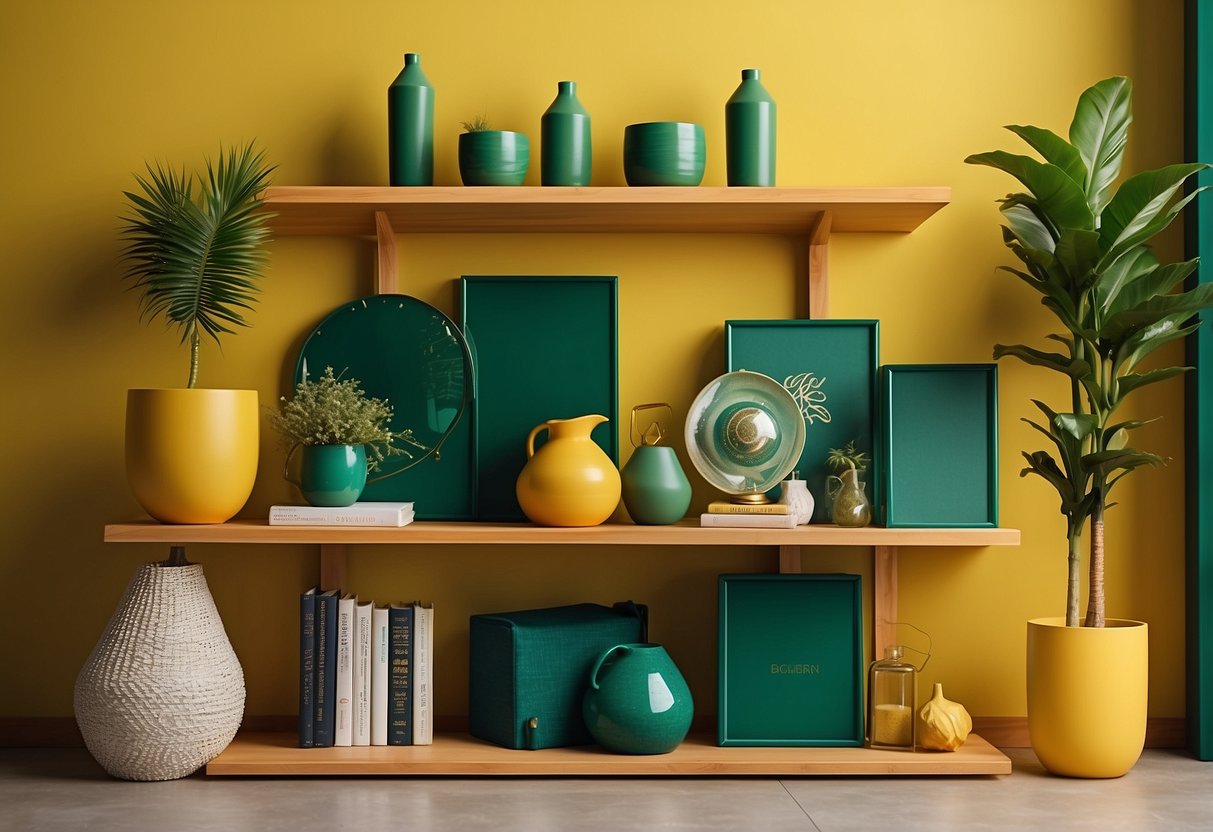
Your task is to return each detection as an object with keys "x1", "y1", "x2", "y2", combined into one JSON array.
[{"x1": 206, "y1": 731, "x2": 1011, "y2": 776}]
